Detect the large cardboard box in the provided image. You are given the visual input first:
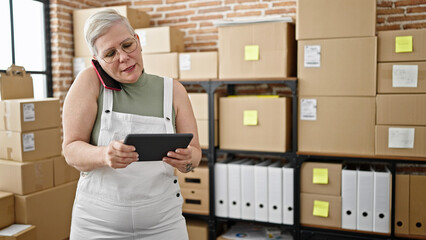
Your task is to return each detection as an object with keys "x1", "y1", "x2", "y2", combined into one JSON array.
[
  {"x1": 14, "y1": 181, "x2": 77, "y2": 240},
  {"x1": 53, "y1": 155, "x2": 80, "y2": 186},
  {"x1": 135, "y1": 26, "x2": 184, "y2": 54},
  {"x1": 219, "y1": 96, "x2": 291, "y2": 152},
  {"x1": 73, "y1": 6, "x2": 150, "y2": 57},
  {"x1": 188, "y1": 93, "x2": 218, "y2": 120},
  {"x1": 301, "y1": 162, "x2": 342, "y2": 196},
  {"x1": 300, "y1": 193, "x2": 342, "y2": 228},
  {"x1": 376, "y1": 94, "x2": 426, "y2": 126},
  {"x1": 0, "y1": 98, "x2": 60, "y2": 132},
  {"x1": 395, "y1": 174, "x2": 410, "y2": 236},
  {"x1": 298, "y1": 37, "x2": 377, "y2": 96},
  {"x1": 181, "y1": 188, "x2": 209, "y2": 215},
  {"x1": 0, "y1": 65, "x2": 33, "y2": 101},
  {"x1": 296, "y1": 0, "x2": 376, "y2": 40},
  {"x1": 298, "y1": 97, "x2": 376, "y2": 155},
  {"x1": 0, "y1": 225, "x2": 36, "y2": 240},
  {"x1": 377, "y1": 62, "x2": 426, "y2": 93},
  {"x1": 197, "y1": 119, "x2": 218, "y2": 149},
  {"x1": 0, "y1": 128, "x2": 62, "y2": 162},
  {"x1": 409, "y1": 175, "x2": 426, "y2": 236},
  {"x1": 143, "y1": 53, "x2": 179, "y2": 79},
  {"x1": 179, "y1": 52, "x2": 217, "y2": 80},
  {"x1": 177, "y1": 162, "x2": 208, "y2": 190},
  {"x1": 376, "y1": 126, "x2": 426, "y2": 158},
  {"x1": 186, "y1": 219, "x2": 208, "y2": 240},
  {"x1": 378, "y1": 29, "x2": 426, "y2": 62},
  {"x1": 218, "y1": 22, "x2": 296, "y2": 79},
  {"x1": 0, "y1": 192, "x2": 14, "y2": 230},
  {"x1": 0, "y1": 158, "x2": 53, "y2": 195}
]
